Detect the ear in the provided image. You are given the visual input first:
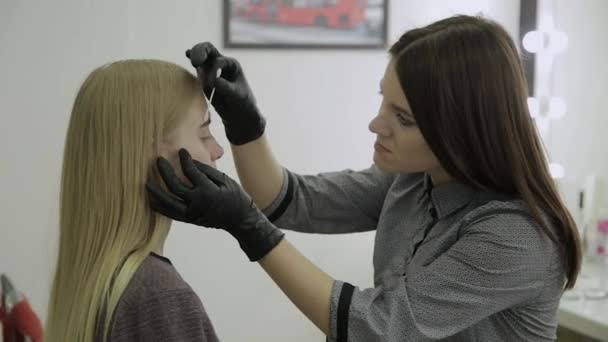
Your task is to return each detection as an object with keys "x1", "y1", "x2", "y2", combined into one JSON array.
[
  {"x1": 157, "y1": 140, "x2": 194, "y2": 186},
  {"x1": 158, "y1": 140, "x2": 172, "y2": 160},
  {"x1": 155, "y1": 139, "x2": 176, "y2": 172}
]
